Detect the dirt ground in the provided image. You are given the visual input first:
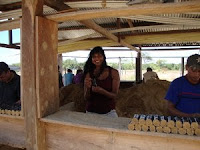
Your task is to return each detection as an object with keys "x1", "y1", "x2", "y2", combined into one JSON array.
[{"x1": 59, "y1": 79, "x2": 171, "y2": 118}]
